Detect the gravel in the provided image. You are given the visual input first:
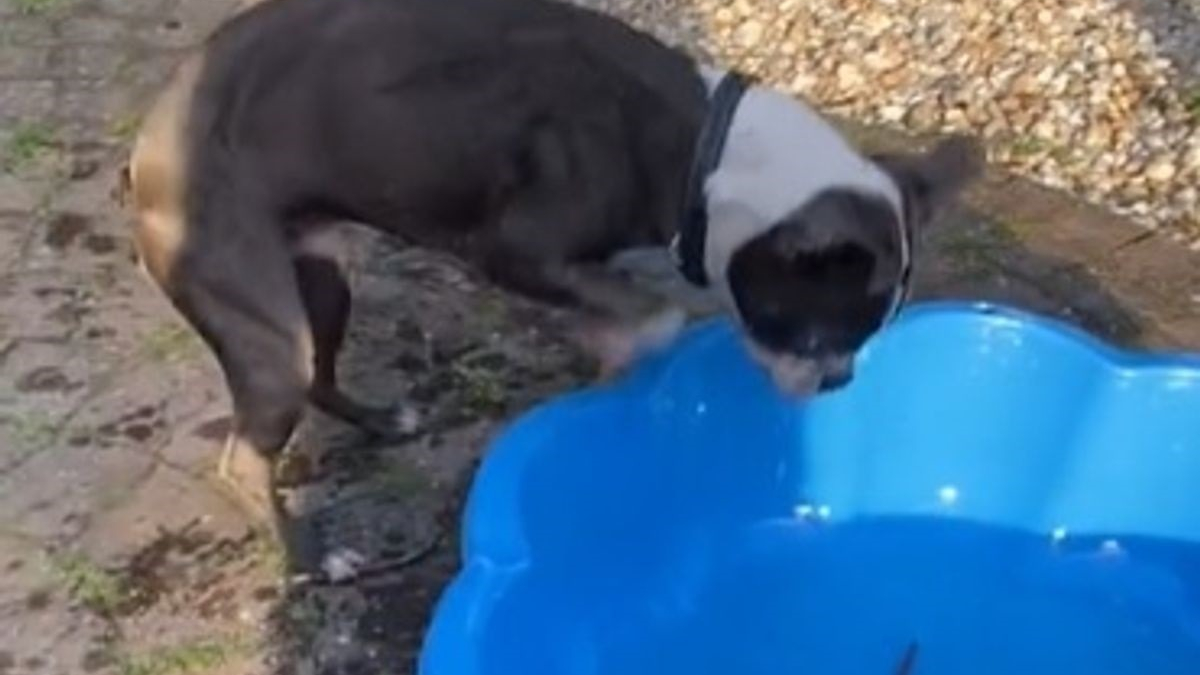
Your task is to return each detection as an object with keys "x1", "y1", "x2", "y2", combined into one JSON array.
[{"x1": 571, "y1": 0, "x2": 1200, "y2": 245}]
